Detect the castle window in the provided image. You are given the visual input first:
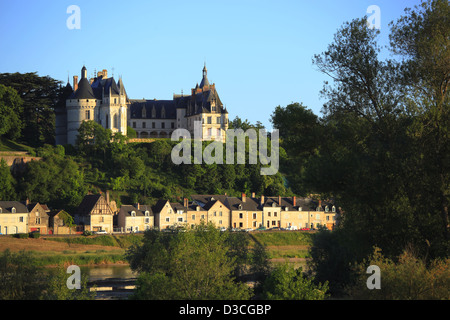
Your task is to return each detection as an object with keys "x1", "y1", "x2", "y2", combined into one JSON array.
[
  {"x1": 152, "y1": 106, "x2": 156, "y2": 118},
  {"x1": 216, "y1": 117, "x2": 221, "y2": 124},
  {"x1": 114, "y1": 114, "x2": 119, "y2": 128},
  {"x1": 171, "y1": 122, "x2": 175, "y2": 129},
  {"x1": 161, "y1": 106, "x2": 165, "y2": 118},
  {"x1": 152, "y1": 122, "x2": 155, "y2": 129},
  {"x1": 142, "y1": 106, "x2": 146, "y2": 118},
  {"x1": 142, "y1": 122, "x2": 146, "y2": 128},
  {"x1": 161, "y1": 122, "x2": 165, "y2": 129},
  {"x1": 132, "y1": 122, "x2": 136, "y2": 128},
  {"x1": 85, "y1": 110, "x2": 90, "y2": 120},
  {"x1": 207, "y1": 116, "x2": 212, "y2": 124},
  {"x1": 114, "y1": 98, "x2": 117, "y2": 104}
]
